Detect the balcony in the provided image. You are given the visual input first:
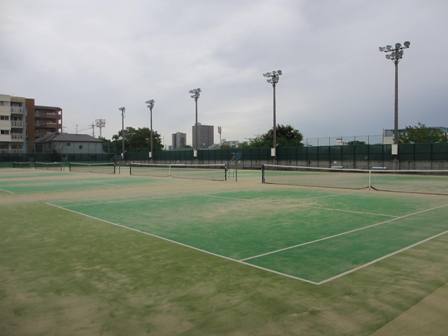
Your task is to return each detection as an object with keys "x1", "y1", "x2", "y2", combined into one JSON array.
[
  {"x1": 11, "y1": 106, "x2": 24, "y2": 114},
  {"x1": 11, "y1": 134, "x2": 24, "y2": 141},
  {"x1": 35, "y1": 121, "x2": 58, "y2": 128},
  {"x1": 35, "y1": 112, "x2": 60, "y2": 119},
  {"x1": 11, "y1": 120, "x2": 24, "y2": 127}
]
